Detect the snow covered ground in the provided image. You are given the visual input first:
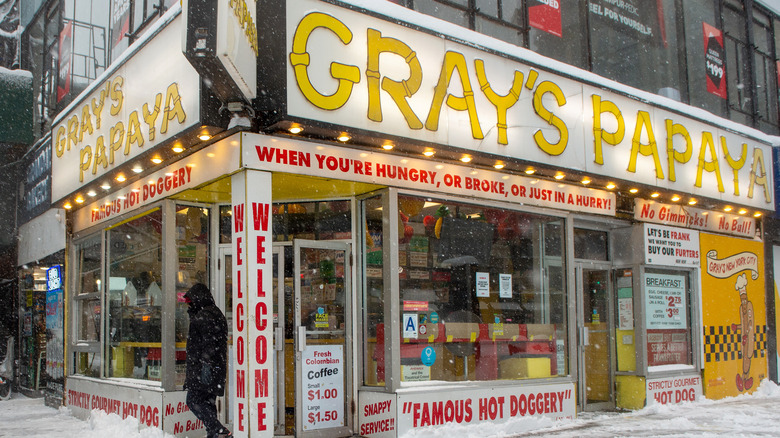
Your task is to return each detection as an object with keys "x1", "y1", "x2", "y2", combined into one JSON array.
[{"x1": 2, "y1": 381, "x2": 780, "y2": 437}]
